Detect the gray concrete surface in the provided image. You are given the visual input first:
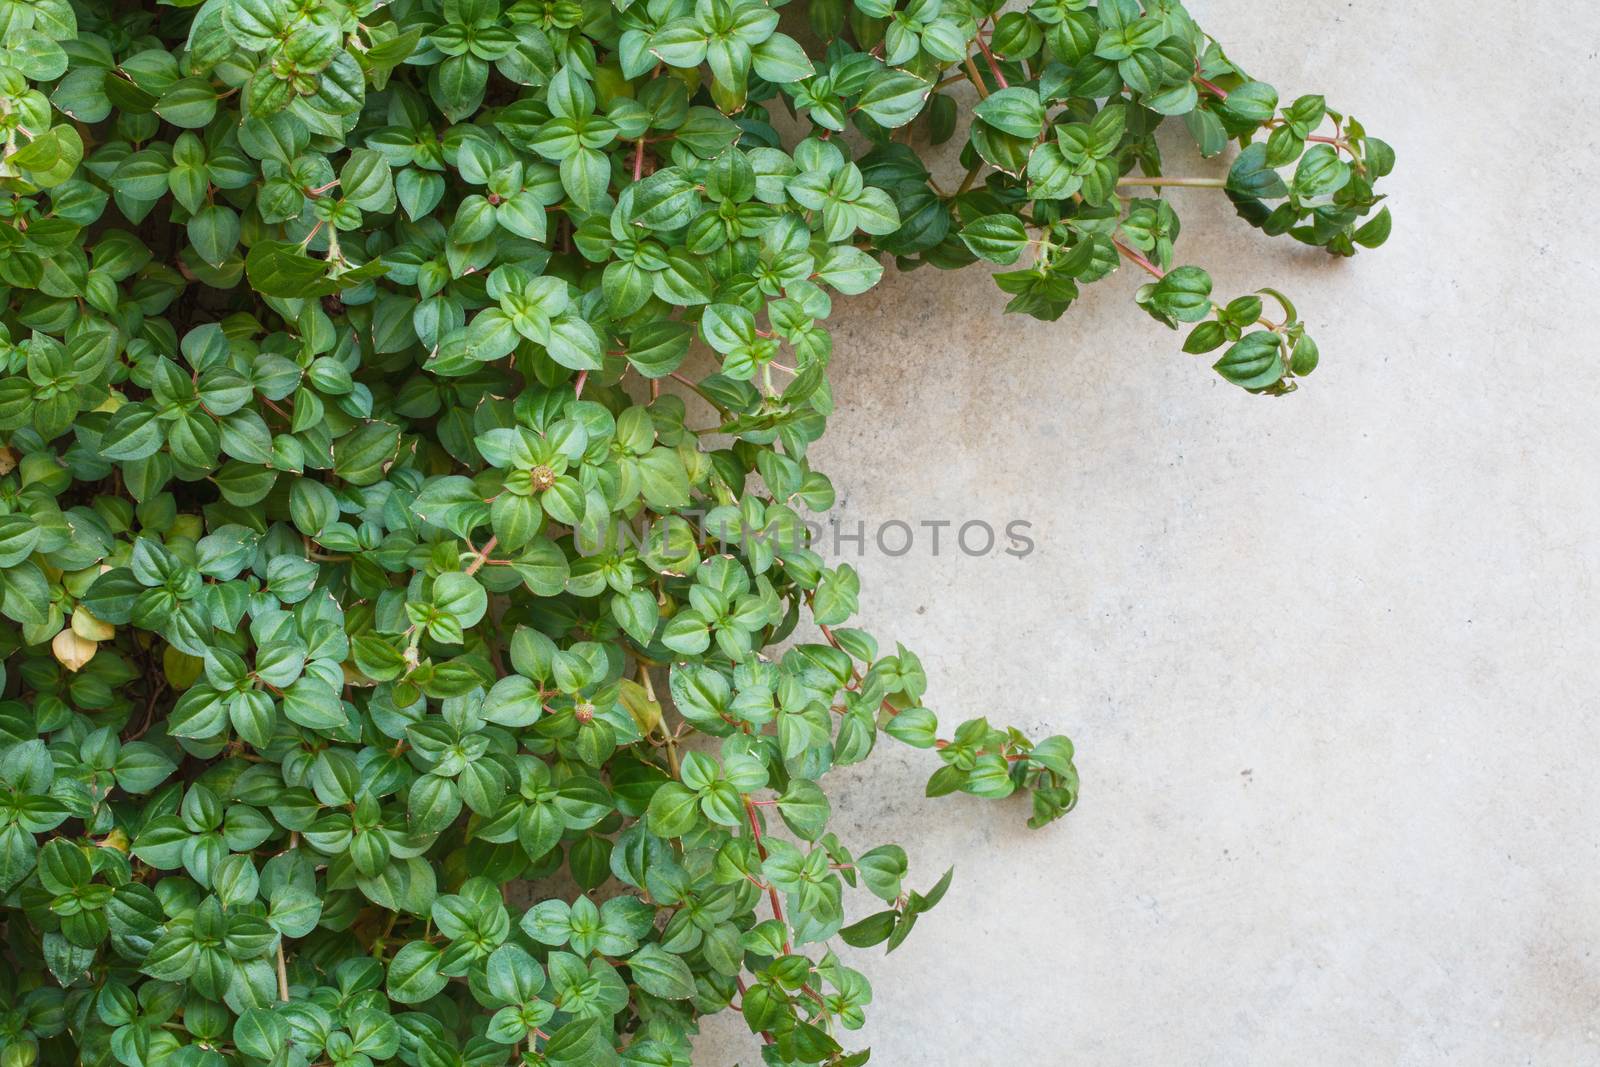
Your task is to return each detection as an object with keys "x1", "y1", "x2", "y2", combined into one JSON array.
[{"x1": 694, "y1": 1, "x2": 1600, "y2": 1063}]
